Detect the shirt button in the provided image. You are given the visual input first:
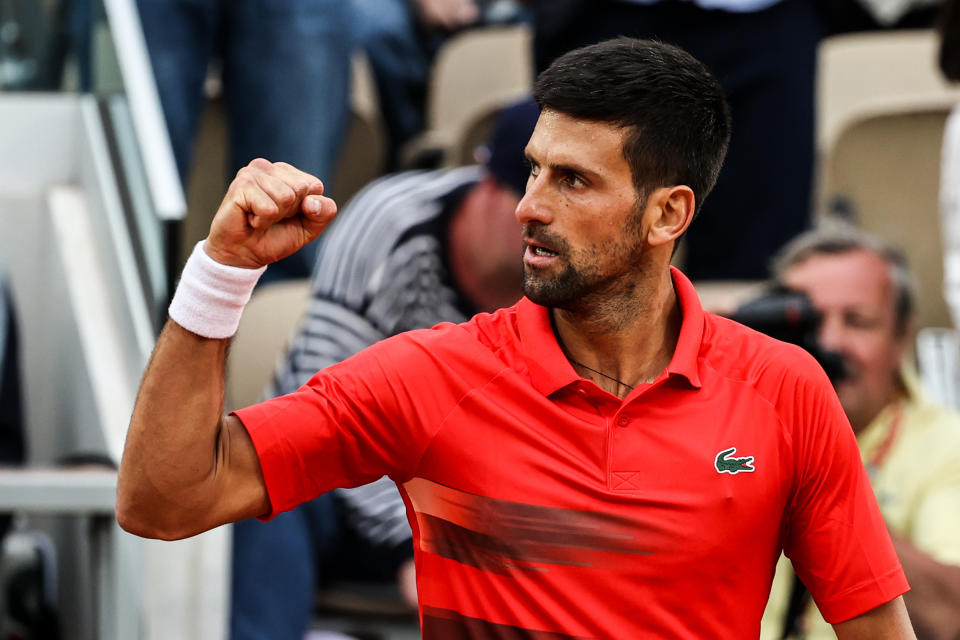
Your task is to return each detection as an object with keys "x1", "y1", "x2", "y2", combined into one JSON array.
[{"x1": 617, "y1": 415, "x2": 630, "y2": 427}]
